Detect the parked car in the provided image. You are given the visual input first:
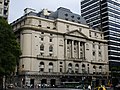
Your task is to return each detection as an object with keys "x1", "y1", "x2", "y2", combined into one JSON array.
[
  {"x1": 115, "y1": 84, "x2": 120, "y2": 90},
  {"x1": 7, "y1": 84, "x2": 15, "y2": 89},
  {"x1": 75, "y1": 85, "x2": 84, "y2": 89}
]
